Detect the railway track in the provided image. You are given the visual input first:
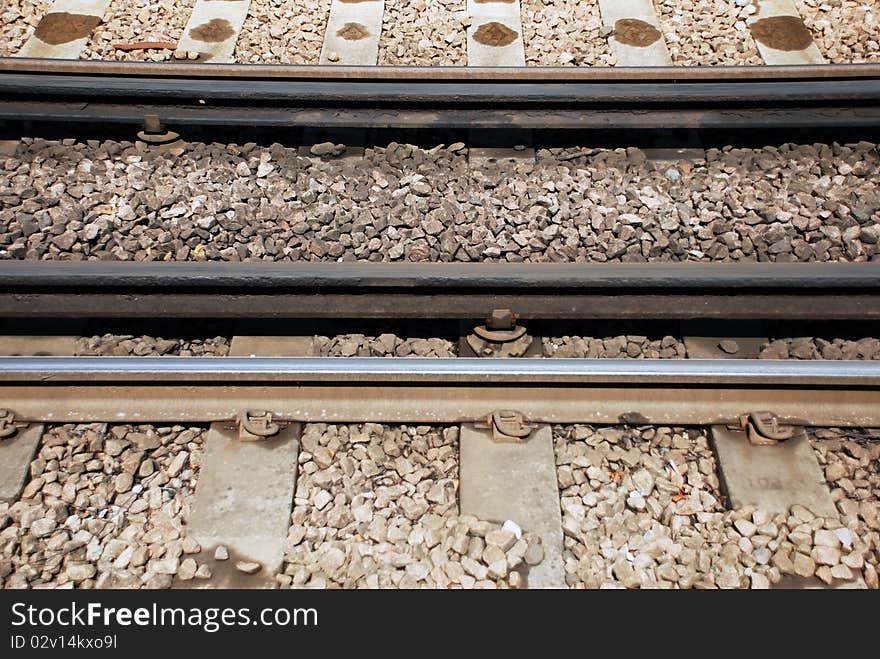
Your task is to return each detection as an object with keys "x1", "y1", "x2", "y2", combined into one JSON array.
[
  {"x1": 0, "y1": 1, "x2": 878, "y2": 592},
  {"x1": 0, "y1": 261, "x2": 878, "y2": 589}
]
